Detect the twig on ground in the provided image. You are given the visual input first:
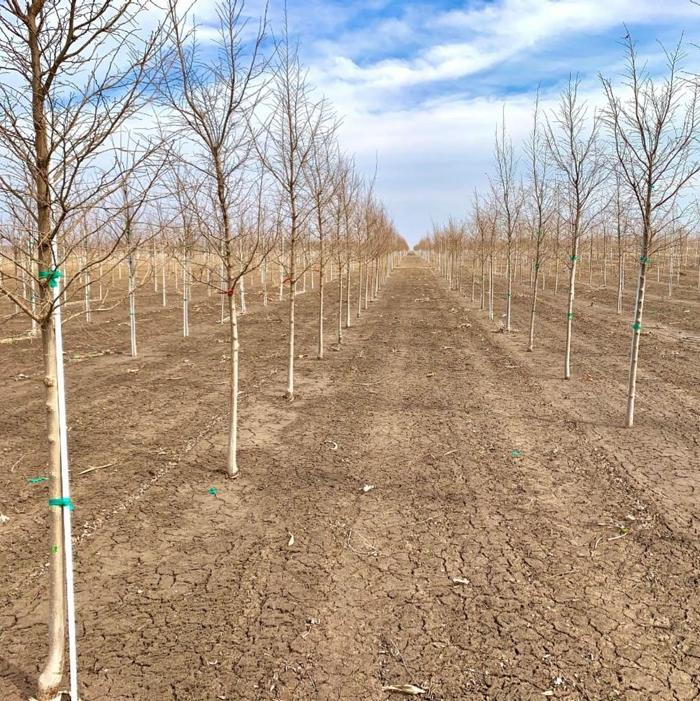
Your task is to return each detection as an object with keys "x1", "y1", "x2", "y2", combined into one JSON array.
[{"x1": 79, "y1": 461, "x2": 117, "y2": 475}]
